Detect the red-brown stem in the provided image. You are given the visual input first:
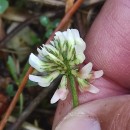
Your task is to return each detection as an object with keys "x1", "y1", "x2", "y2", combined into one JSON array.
[{"x1": 0, "y1": 0, "x2": 83, "y2": 129}]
